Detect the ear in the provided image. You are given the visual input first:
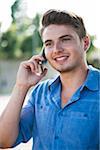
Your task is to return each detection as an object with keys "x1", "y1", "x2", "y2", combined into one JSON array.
[{"x1": 83, "y1": 35, "x2": 90, "y2": 51}]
